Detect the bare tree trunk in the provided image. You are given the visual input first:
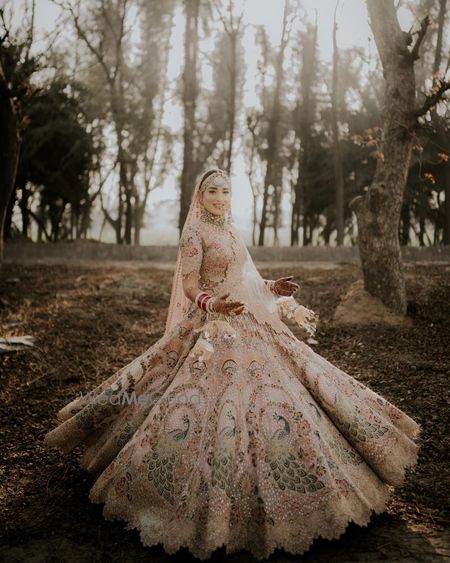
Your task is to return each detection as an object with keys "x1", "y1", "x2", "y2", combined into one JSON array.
[
  {"x1": 79, "y1": 202, "x2": 91, "y2": 239},
  {"x1": 441, "y1": 136, "x2": 450, "y2": 244},
  {"x1": 36, "y1": 197, "x2": 45, "y2": 242},
  {"x1": 350, "y1": 0, "x2": 419, "y2": 314},
  {"x1": 106, "y1": 62, "x2": 129, "y2": 245},
  {"x1": 433, "y1": 0, "x2": 445, "y2": 73},
  {"x1": 291, "y1": 21, "x2": 317, "y2": 246},
  {"x1": 0, "y1": 62, "x2": 20, "y2": 266},
  {"x1": 19, "y1": 182, "x2": 31, "y2": 237},
  {"x1": 226, "y1": 32, "x2": 237, "y2": 175},
  {"x1": 291, "y1": 171, "x2": 302, "y2": 245},
  {"x1": 245, "y1": 113, "x2": 261, "y2": 246},
  {"x1": 418, "y1": 213, "x2": 425, "y2": 246},
  {"x1": 258, "y1": 0, "x2": 289, "y2": 246},
  {"x1": 323, "y1": 206, "x2": 332, "y2": 244},
  {"x1": 331, "y1": 7, "x2": 345, "y2": 246},
  {"x1": 350, "y1": 2, "x2": 449, "y2": 313},
  {"x1": 432, "y1": 0, "x2": 450, "y2": 244},
  {"x1": 4, "y1": 189, "x2": 15, "y2": 239},
  {"x1": 134, "y1": 199, "x2": 142, "y2": 245},
  {"x1": 400, "y1": 202, "x2": 411, "y2": 246},
  {"x1": 303, "y1": 214, "x2": 311, "y2": 246},
  {"x1": 179, "y1": 0, "x2": 200, "y2": 233},
  {"x1": 212, "y1": 2, "x2": 244, "y2": 175},
  {"x1": 122, "y1": 159, "x2": 136, "y2": 245},
  {"x1": 134, "y1": 8, "x2": 174, "y2": 246},
  {"x1": 273, "y1": 183, "x2": 281, "y2": 246}
]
